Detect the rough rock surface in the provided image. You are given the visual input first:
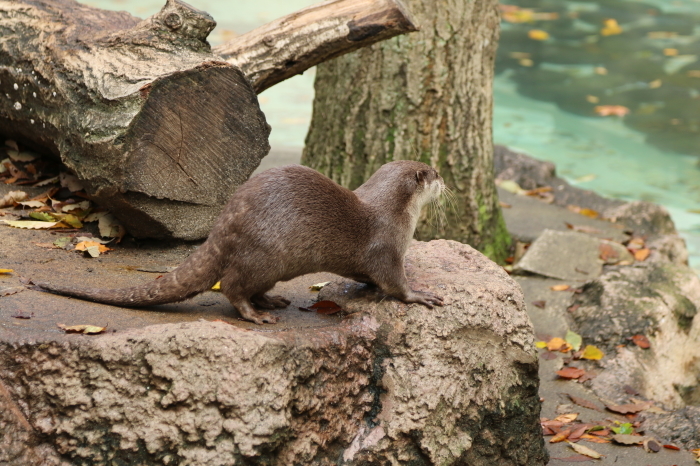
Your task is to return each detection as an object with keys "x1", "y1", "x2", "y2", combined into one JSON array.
[{"x1": 0, "y1": 240, "x2": 547, "y2": 465}]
